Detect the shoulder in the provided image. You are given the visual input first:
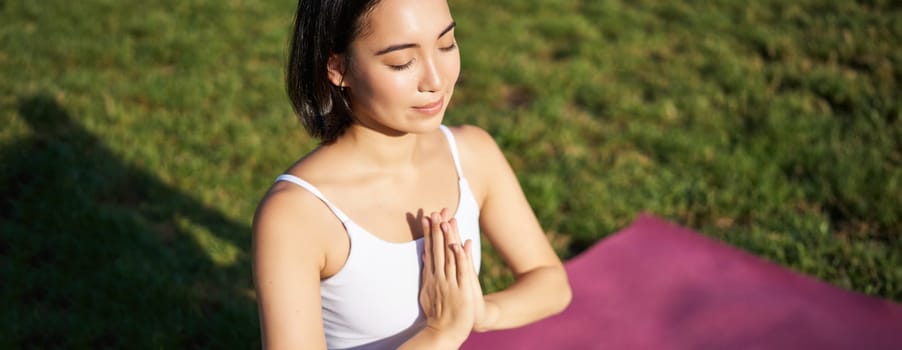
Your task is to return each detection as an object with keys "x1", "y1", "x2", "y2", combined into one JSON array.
[
  {"x1": 253, "y1": 180, "x2": 342, "y2": 270},
  {"x1": 445, "y1": 124, "x2": 499, "y2": 153},
  {"x1": 444, "y1": 124, "x2": 509, "y2": 203},
  {"x1": 253, "y1": 180, "x2": 333, "y2": 348},
  {"x1": 256, "y1": 178, "x2": 331, "y2": 225},
  {"x1": 444, "y1": 124, "x2": 505, "y2": 169}
]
